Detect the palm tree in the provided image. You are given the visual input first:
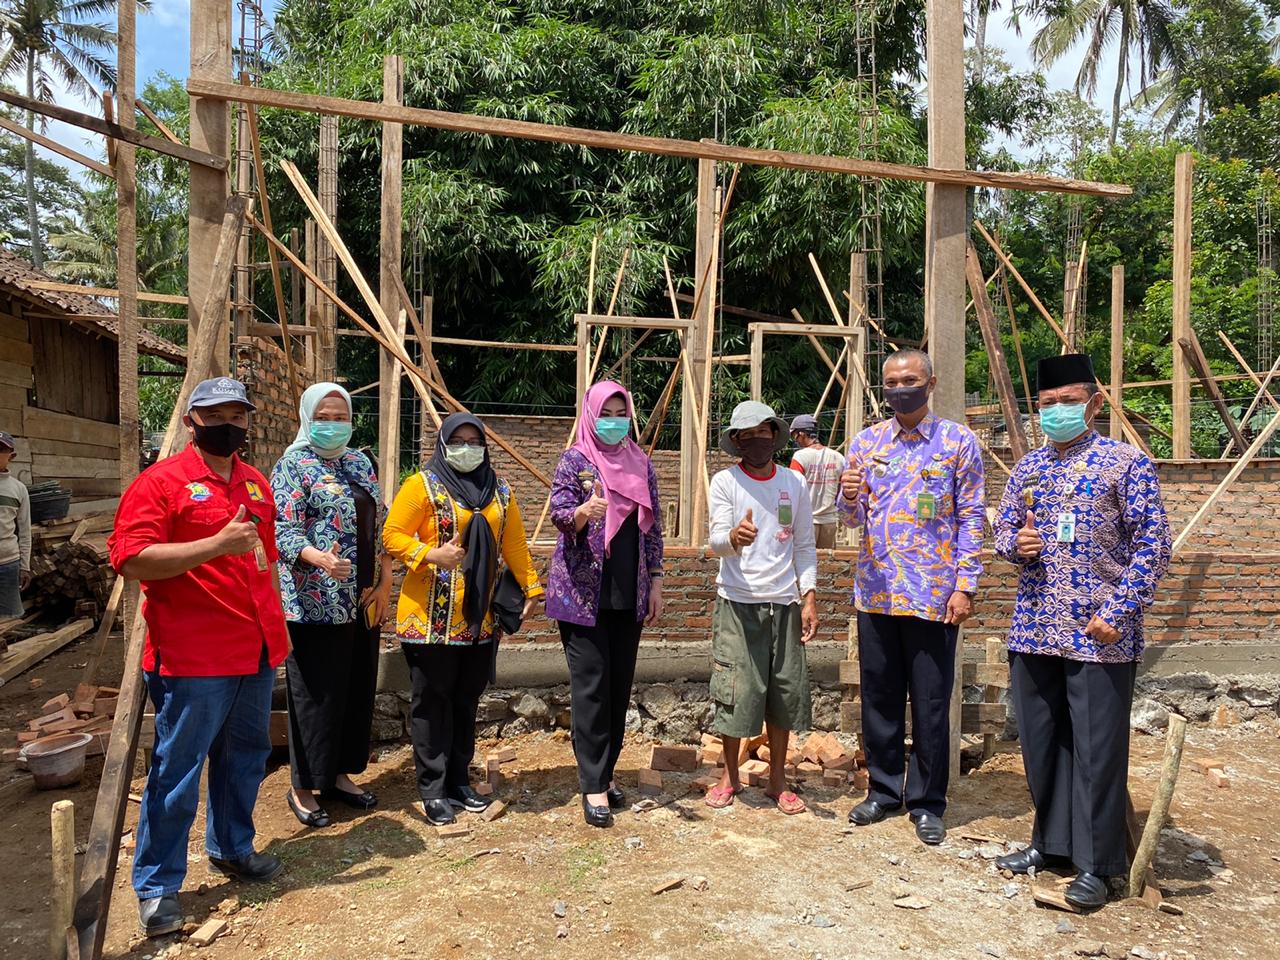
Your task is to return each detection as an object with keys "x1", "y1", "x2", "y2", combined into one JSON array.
[
  {"x1": 1031, "y1": 0, "x2": 1180, "y2": 148},
  {"x1": 0, "y1": 0, "x2": 119, "y2": 268}
]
